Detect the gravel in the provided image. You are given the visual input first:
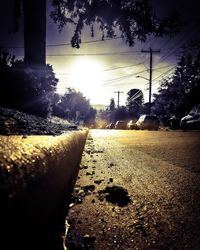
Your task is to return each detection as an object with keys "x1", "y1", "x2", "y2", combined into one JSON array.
[{"x1": 0, "y1": 107, "x2": 78, "y2": 135}]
